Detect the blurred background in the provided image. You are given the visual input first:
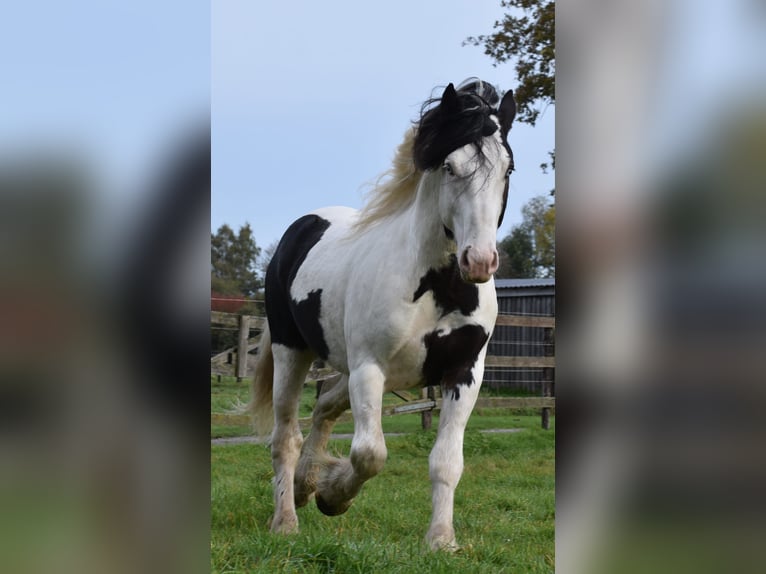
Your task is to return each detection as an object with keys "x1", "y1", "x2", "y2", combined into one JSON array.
[
  {"x1": 0, "y1": 2, "x2": 210, "y2": 573},
  {"x1": 557, "y1": 0, "x2": 766, "y2": 572},
  {"x1": 1, "y1": 0, "x2": 765, "y2": 572}
]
